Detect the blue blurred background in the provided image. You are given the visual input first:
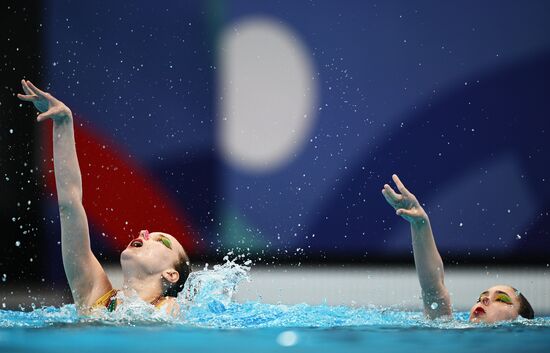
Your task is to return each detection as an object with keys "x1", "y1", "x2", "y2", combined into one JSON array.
[{"x1": 1, "y1": 0, "x2": 549, "y2": 290}]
